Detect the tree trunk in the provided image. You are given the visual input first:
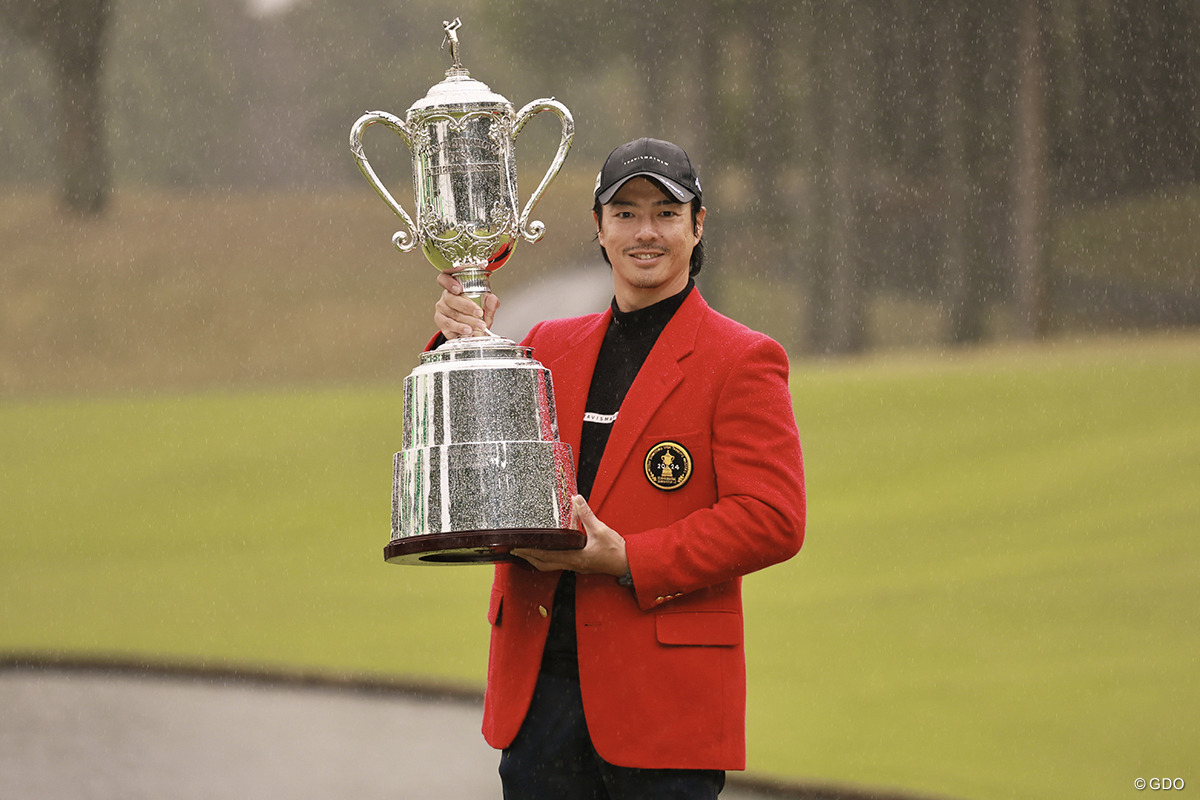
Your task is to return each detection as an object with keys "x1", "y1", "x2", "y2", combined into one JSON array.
[
  {"x1": 824, "y1": 1, "x2": 867, "y2": 354},
  {"x1": 1012, "y1": 0, "x2": 1051, "y2": 339},
  {"x1": 54, "y1": 27, "x2": 109, "y2": 215},
  {"x1": 1, "y1": 0, "x2": 111, "y2": 214},
  {"x1": 936, "y1": 1, "x2": 984, "y2": 343}
]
